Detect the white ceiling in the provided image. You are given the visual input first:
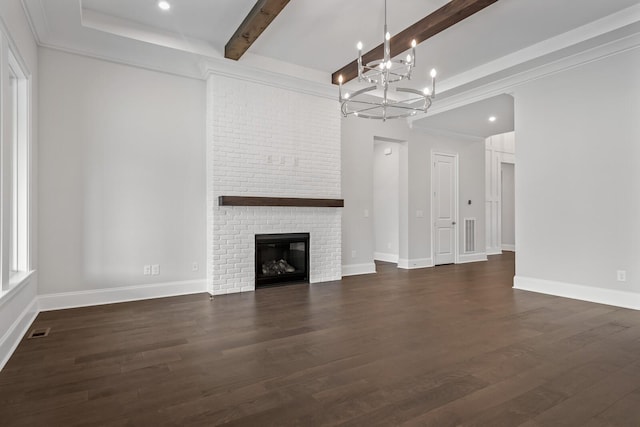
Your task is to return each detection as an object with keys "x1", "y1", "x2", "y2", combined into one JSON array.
[
  {"x1": 22, "y1": 0, "x2": 640, "y2": 135},
  {"x1": 24, "y1": 0, "x2": 639, "y2": 79},
  {"x1": 413, "y1": 94, "x2": 514, "y2": 138},
  {"x1": 81, "y1": 0, "x2": 258, "y2": 47},
  {"x1": 249, "y1": 0, "x2": 450, "y2": 73}
]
